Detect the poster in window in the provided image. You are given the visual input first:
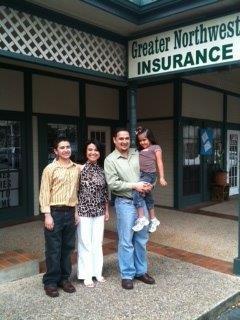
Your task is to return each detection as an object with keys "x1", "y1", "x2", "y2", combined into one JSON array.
[{"x1": 200, "y1": 128, "x2": 213, "y2": 155}]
